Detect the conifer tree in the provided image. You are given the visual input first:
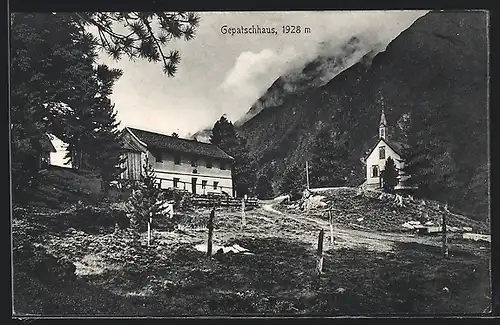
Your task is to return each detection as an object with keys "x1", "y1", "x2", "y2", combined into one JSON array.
[
  {"x1": 10, "y1": 13, "x2": 97, "y2": 201},
  {"x1": 79, "y1": 65, "x2": 126, "y2": 192},
  {"x1": 280, "y1": 164, "x2": 306, "y2": 201},
  {"x1": 210, "y1": 115, "x2": 238, "y2": 147},
  {"x1": 309, "y1": 128, "x2": 350, "y2": 188},
  {"x1": 10, "y1": 12, "x2": 199, "y2": 201},
  {"x1": 210, "y1": 115, "x2": 256, "y2": 197},
  {"x1": 255, "y1": 169, "x2": 274, "y2": 199},
  {"x1": 126, "y1": 156, "x2": 165, "y2": 233},
  {"x1": 381, "y1": 157, "x2": 398, "y2": 193}
]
